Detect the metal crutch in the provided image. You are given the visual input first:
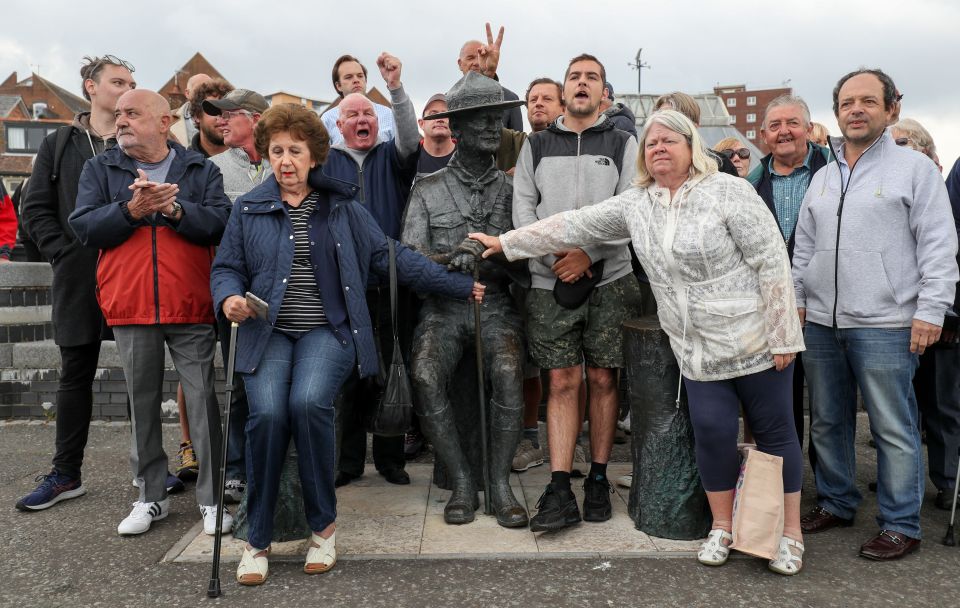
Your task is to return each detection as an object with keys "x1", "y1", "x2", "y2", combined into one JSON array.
[
  {"x1": 943, "y1": 446, "x2": 960, "y2": 547},
  {"x1": 208, "y1": 321, "x2": 239, "y2": 598},
  {"x1": 473, "y1": 264, "x2": 492, "y2": 515}
]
